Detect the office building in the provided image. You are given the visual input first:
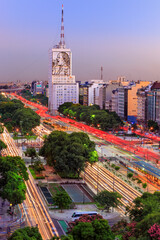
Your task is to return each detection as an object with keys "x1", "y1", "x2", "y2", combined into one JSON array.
[{"x1": 48, "y1": 5, "x2": 79, "y2": 115}]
